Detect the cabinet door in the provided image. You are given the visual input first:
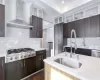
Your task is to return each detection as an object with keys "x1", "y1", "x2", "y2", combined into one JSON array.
[
  {"x1": 0, "y1": 57, "x2": 5, "y2": 80},
  {"x1": 63, "y1": 23, "x2": 68, "y2": 38},
  {"x1": 0, "y1": 4, "x2": 5, "y2": 37},
  {"x1": 36, "y1": 50, "x2": 46, "y2": 70},
  {"x1": 84, "y1": 15, "x2": 100, "y2": 37},
  {"x1": 30, "y1": 16, "x2": 38, "y2": 38},
  {"x1": 36, "y1": 55, "x2": 42, "y2": 71},
  {"x1": 74, "y1": 19, "x2": 85, "y2": 37},
  {"x1": 30, "y1": 15, "x2": 43, "y2": 38},
  {"x1": 89, "y1": 15, "x2": 99, "y2": 37},
  {"x1": 5, "y1": 61, "x2": 18, "y2": 80},
  {"x1": 25, "y1": 57, "x2": 36, "y2": 76},
  {"x1": 67, "y1": 22, "x2": 74, "y2": 38},
  {"x1": 41, "y1": 50, "x2": 46, "y2": 68},
  {"x1": 17, "y1": 60, "x2": 25, "y2": 79},
  {"x1": 36, "y1": 17, "x2": 43, "y2": 38},
  {"x1": 39, "y1": 18, "x2": 43, "y2": 38}
]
